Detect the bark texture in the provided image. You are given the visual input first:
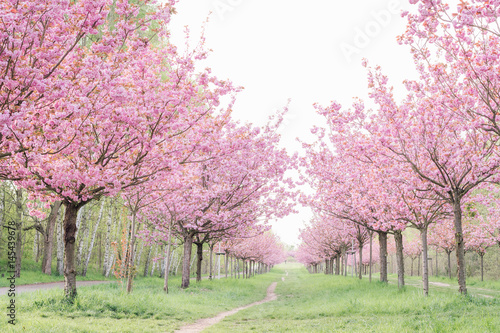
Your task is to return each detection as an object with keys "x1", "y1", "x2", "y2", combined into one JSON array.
[
  {"x1": 42, "y1": 201, "x2": 61, "y2": 275},
  {"x1": 420, "y1": 228, "x2": 429, "y2": 296},
  {"x1": 15, "y1": 189, "x2": 23, "y2": 278},
  {"x1": 394, "y1": 231, "x2": 405, "y2": 288},
  {"x1": 453, "y1": 199, "x2": 467, "y2": 295},
  {"x1": 63, "y1": 203, "x2": 82, "y2": 299},
  {"x1": 378, "y1": 231, "x2": 388, "y2": 283},
  {"x1": 181, "y1": 234, "x2": 194, "y2": 289}
]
